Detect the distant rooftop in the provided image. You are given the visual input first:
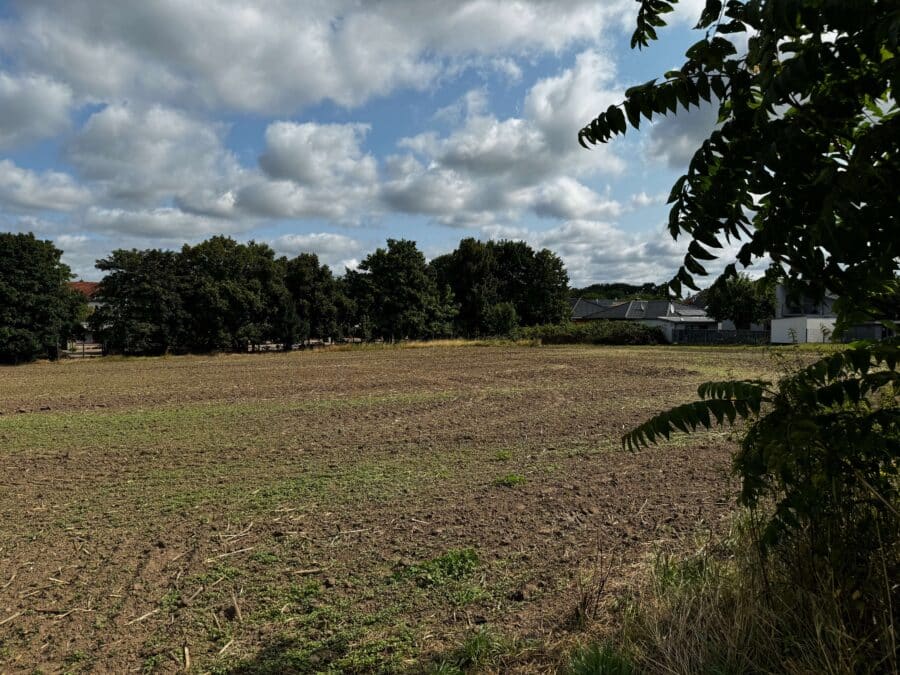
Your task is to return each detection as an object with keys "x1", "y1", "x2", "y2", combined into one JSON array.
[{"x1": 69, "y1": 281, "x2": 100, "y2": 298}]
